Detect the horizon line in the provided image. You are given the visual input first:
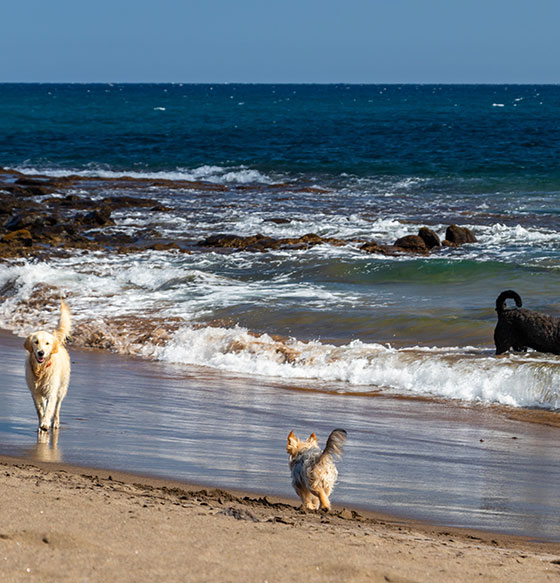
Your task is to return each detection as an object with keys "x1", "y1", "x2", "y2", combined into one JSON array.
[{"x1": 0, "y1": 81, "x2": 559, "y2": 86}]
